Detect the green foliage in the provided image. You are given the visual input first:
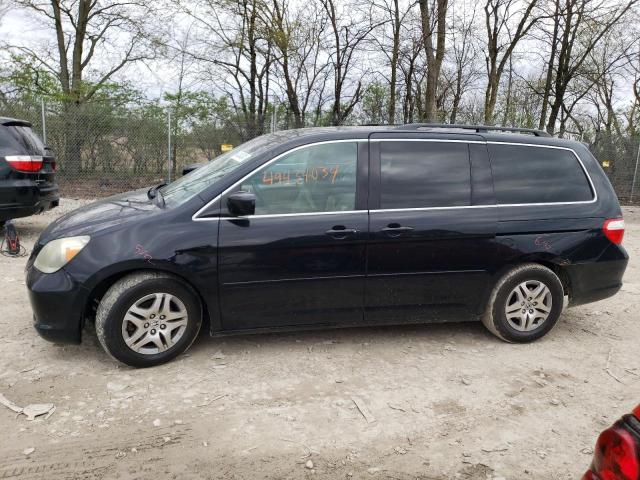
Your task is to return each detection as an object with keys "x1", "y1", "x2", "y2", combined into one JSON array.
[
  {"x1": 0, "y1": 56, "x2": 63, "y2": 102},
  {"x1": 1, "y1": 56, "x2": 142, "y2": 107},
  {"x1": 360, "y1": 83, "x2": 389, "y2": 125}
]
